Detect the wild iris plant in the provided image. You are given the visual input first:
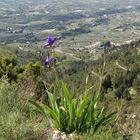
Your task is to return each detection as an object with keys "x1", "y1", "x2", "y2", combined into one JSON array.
[
  {"x1": 43, "y1": 36, "x2": 56, "y2": 68},
  {"x1": 30, "y1": 36, "x2": 116, "y2": 138}
]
